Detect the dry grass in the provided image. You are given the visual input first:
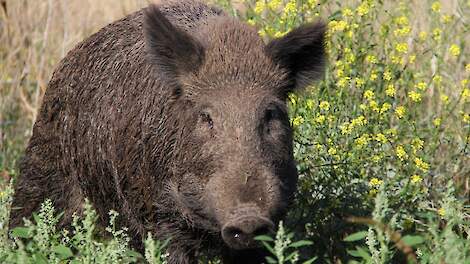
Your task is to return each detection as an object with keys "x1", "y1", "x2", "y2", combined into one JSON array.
[{"x1": 0, "y1": 0, "x2": 151, "y2": 169}]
